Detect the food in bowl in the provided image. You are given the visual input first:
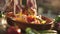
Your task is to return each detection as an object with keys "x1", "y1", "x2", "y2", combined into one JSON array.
[
  {"x1": 6, "y1": 12, "x2": 52, "y2": 25},
  {"x1": 6, "y1": 12, "x2": 53, "y2": 30},
  {"x1": 14, "y1": 14, "x2": 47, "y2": 24}
]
